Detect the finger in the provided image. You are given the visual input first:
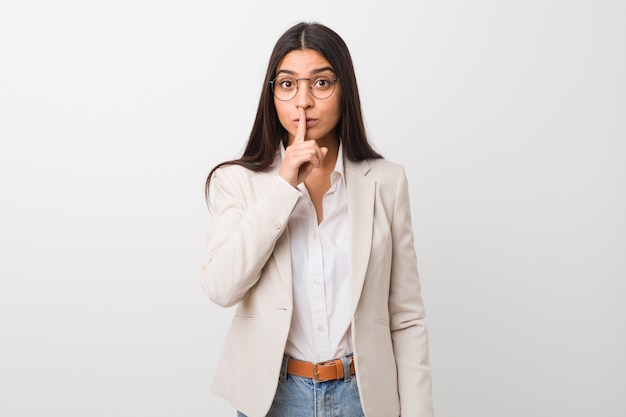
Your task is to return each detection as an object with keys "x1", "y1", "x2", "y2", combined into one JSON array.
[
  {"x1": 279, "y1": 143, "x2": 324, "y2": 186},
  {"x1": 319, "y1": 146, "x2": 328, "y2": 165},
  {"x1": 290, "y1": 142, "x2": 323, "y2": 166},
  {"x1": 294, "y1": 107, "x2": 306, "y2": 144},
  {"x1": 313, "y1": 146, "x2": 328, "y2": 168},
  {"x1": 285, "y1": 146, "x2": 316, "y2": 168}
]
